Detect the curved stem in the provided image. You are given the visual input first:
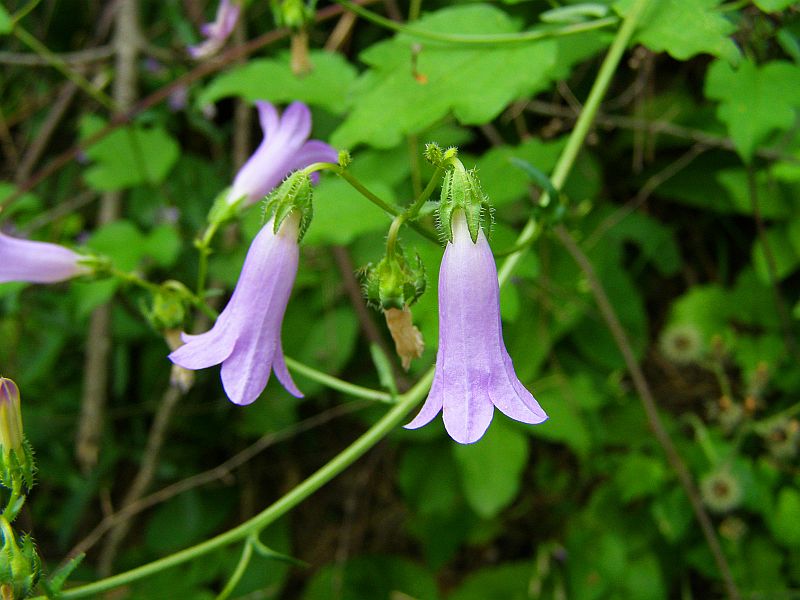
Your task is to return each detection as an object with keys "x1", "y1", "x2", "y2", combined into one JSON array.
[
  {"x1": 284, "y1": 356, "x2": 394, "y2": 403},
  {"x1": 336, "y1": 0, "x2": 618, "y2": 45},
  {"x1": 45, "y1": 371, "x2": 433, "y2": 599},
  {"x1": 215, "y1": 538, "x2": 253, "y2": 600}
]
